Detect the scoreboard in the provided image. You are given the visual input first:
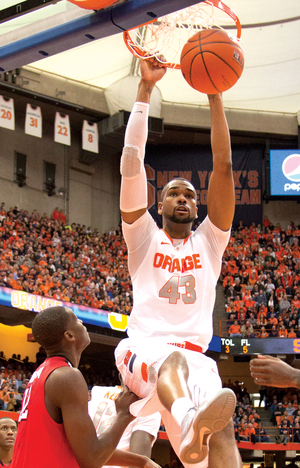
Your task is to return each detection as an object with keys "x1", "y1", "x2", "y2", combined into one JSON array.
[{"x1": 220, "y1": 337, "x2": 300, "y2": 355}]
